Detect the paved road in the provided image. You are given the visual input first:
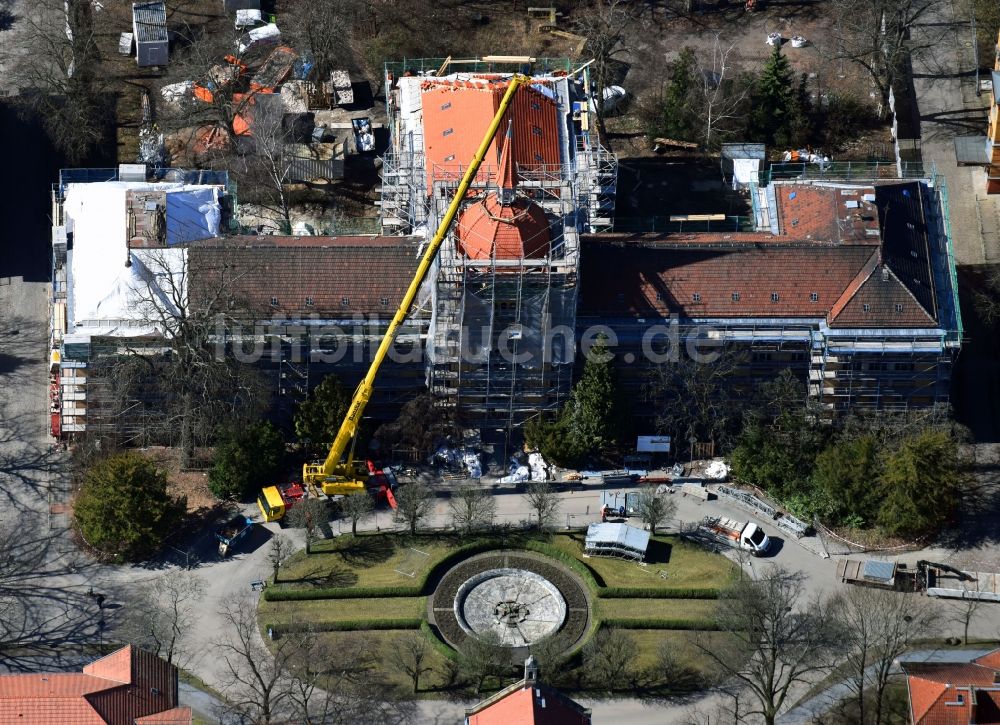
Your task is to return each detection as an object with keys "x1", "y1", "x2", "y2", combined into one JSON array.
[{"x1": 910, "y1": 0, "x2": 1000, "y2": 264}]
